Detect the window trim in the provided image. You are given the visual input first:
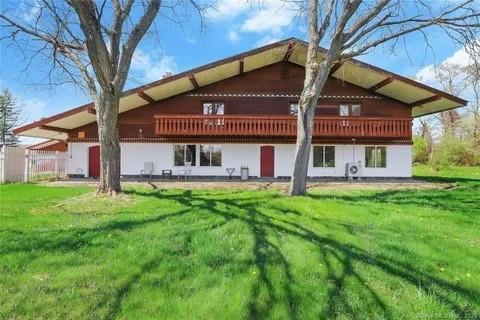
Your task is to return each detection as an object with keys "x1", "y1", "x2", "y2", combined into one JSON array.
[
  {"x1": 199, "y1": 144, "x2": 222, "y2": 167},
  {"x1": 174, "y1": 144, "x2": 197, "y2": 167},
  {"x1": 289, "y1": 102, "x2": 299, "y2": 115},
  {"x1": 365, "y1": 146, "x2": 387, "y2": 168},
  {"x1": 202, "y1": 101, "x2": 225, "y2": 115},
  {"x1": 312, "y1": 145, "x2": 335, "y2": 168},
  {"x1": 339, "y1": 103, "x2": 362, "y2": 117}
]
